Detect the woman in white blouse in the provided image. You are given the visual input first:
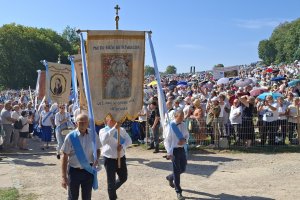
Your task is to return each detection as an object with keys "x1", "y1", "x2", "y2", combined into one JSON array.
[{"x1": 229, "y1": 99, "x2": 242, "y2": 144}]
